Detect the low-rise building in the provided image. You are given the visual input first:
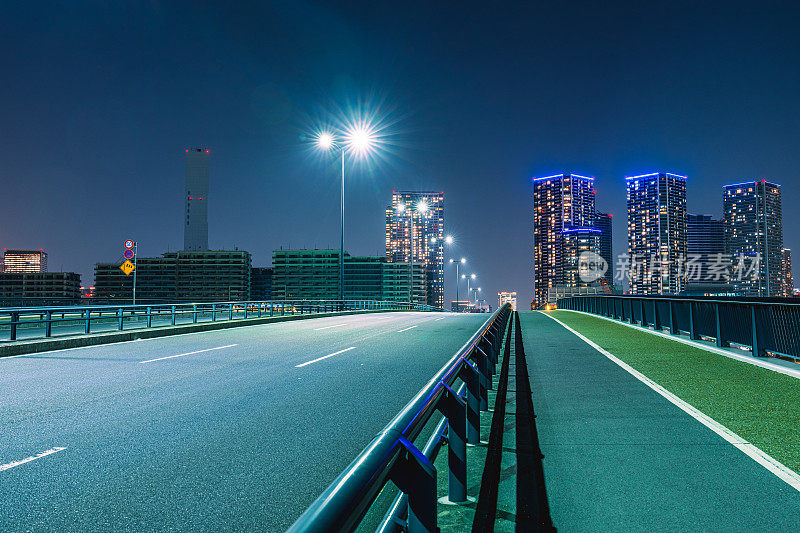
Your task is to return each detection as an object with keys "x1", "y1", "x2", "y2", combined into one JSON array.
[
  {"x1": 94, "y1": 250, "x2": 251, "y2": 302},
  {"x1": 0, "y1": 272, "x2": 81, "y2": 305}
]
